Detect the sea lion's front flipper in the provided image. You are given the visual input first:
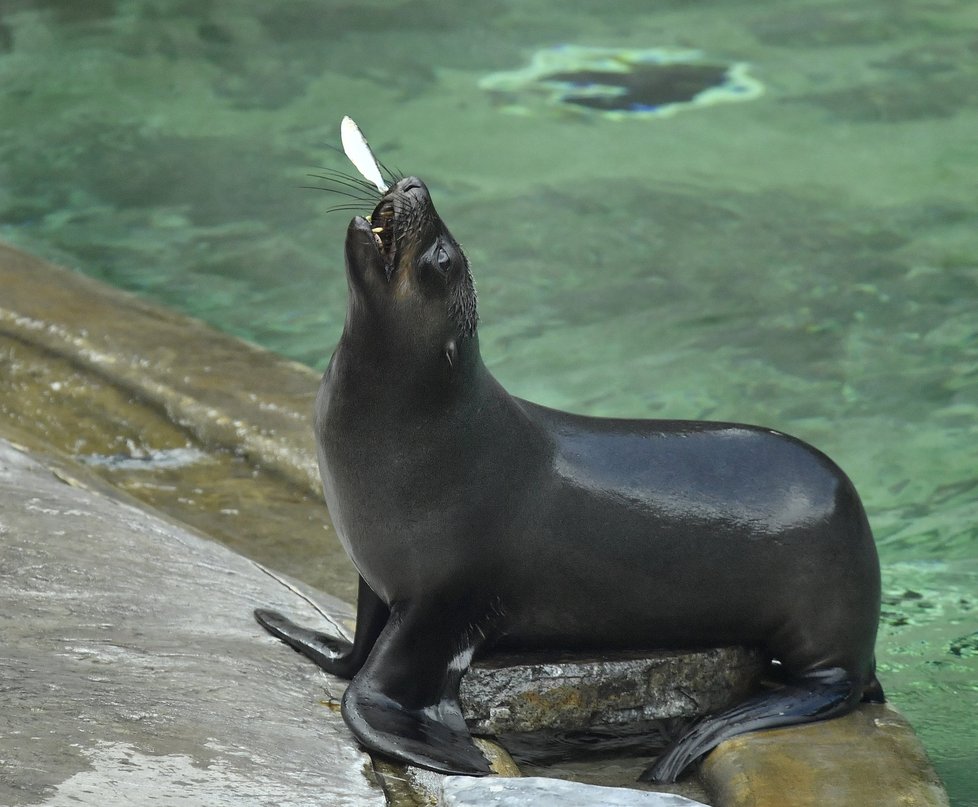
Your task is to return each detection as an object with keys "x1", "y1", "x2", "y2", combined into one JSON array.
[
  {"x1": 640, "y1": 667, "x2": 858, "y2": 783},
  {"x1": 254, "y1": 575, "x2": 389, "y2": 680},
  {"x1": 342, "y1": 602, "x2": 492, "y2": 775}
]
